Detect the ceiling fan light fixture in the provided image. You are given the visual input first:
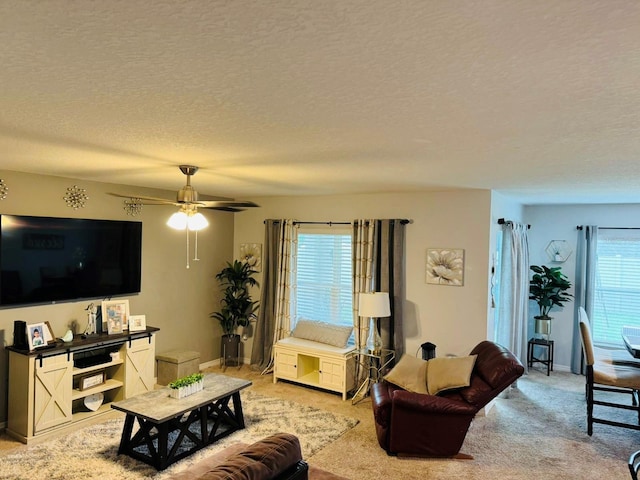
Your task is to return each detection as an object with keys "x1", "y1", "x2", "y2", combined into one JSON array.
[
  {"x1": 167, "y1": 211, "x2": 188, "y2": 230},
  {"x1": 188, "y1": 212, "x2": 209, "y2": 231}
]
